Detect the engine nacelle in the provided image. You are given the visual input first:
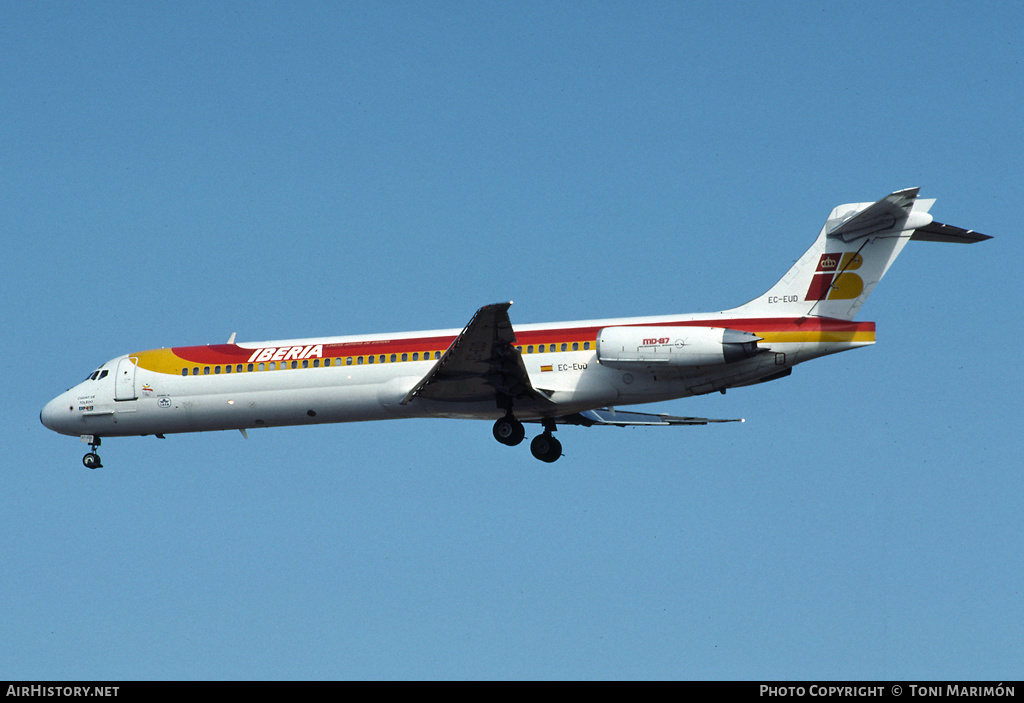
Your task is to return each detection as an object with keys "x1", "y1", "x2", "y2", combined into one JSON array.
[{"x1": 596, "y1": 326, "x2": 762, "y2": 369}]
